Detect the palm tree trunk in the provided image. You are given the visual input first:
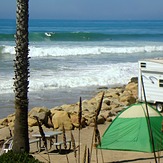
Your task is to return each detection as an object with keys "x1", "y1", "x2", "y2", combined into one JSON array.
[{"x1": 13, "y1": 0, "x2": 30, "y2": 153}]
